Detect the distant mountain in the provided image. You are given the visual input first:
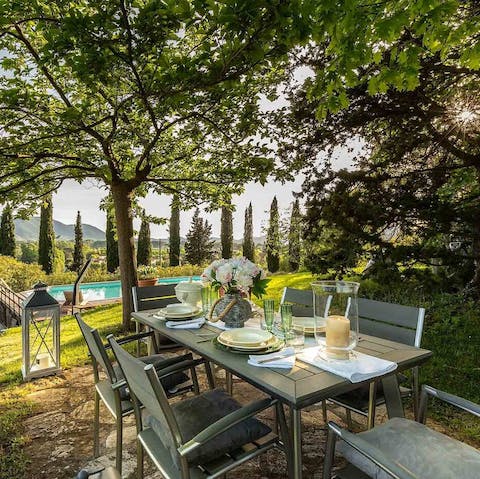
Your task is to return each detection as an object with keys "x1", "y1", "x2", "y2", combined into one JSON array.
[{"x1": 14, "y1": 217, "x2": 105, "y2": 241}]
